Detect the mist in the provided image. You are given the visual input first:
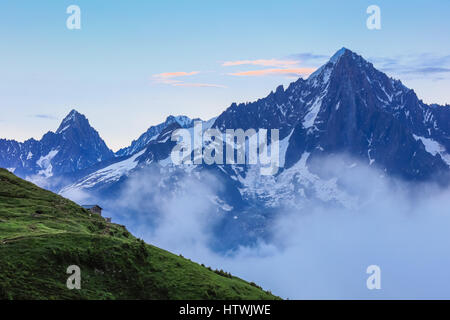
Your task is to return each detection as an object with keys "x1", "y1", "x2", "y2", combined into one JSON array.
[{"x1": 62, "y1": 155, "x2": 450, "y2": 299}]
